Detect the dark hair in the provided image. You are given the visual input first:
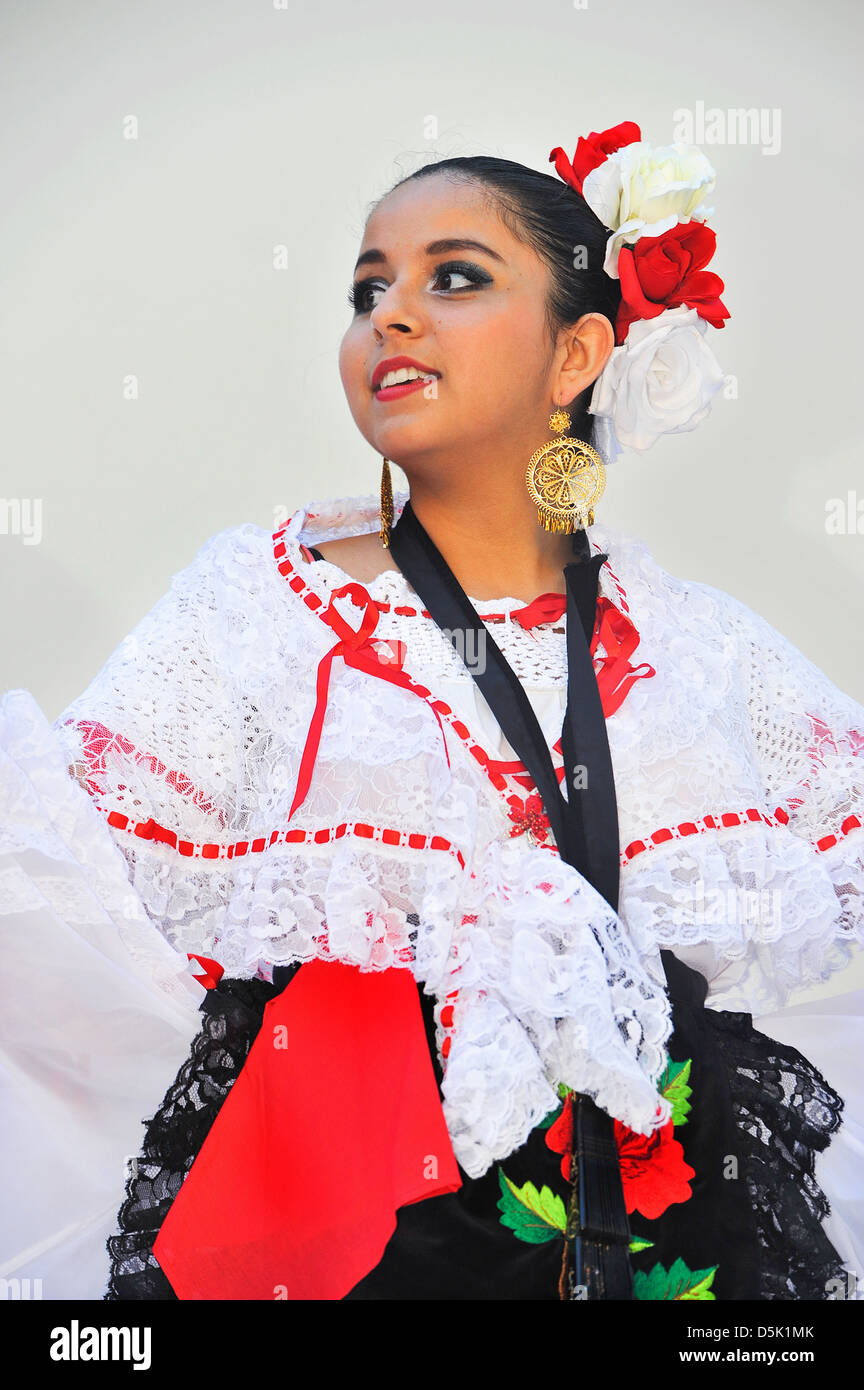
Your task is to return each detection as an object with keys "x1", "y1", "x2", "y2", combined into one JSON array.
[{"x1": 380, "y1": 156, "x2": 621, "y2": 450}]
